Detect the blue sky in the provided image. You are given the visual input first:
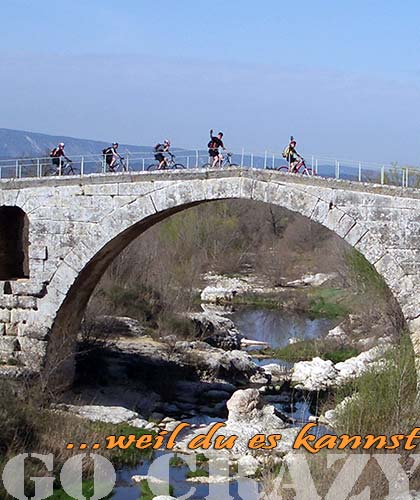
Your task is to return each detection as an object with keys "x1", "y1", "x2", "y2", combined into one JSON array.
[{"x1": 1, "y1": 0, "x2": 419, "y2": 163}]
